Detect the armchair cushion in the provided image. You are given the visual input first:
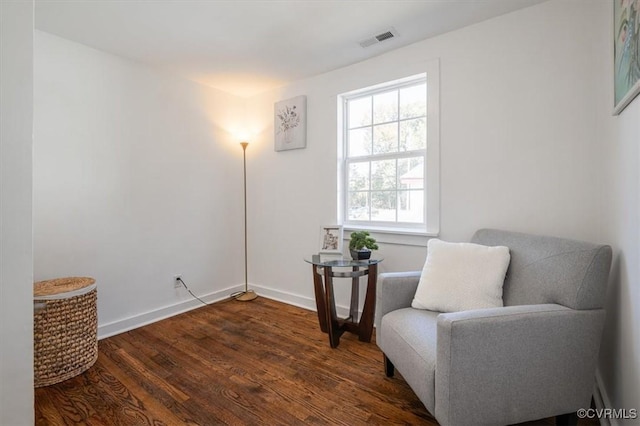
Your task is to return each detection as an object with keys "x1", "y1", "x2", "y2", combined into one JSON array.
[
  {"x1": 412, "y1": 238, "x2": 511, "y2": 312},
  {"x1": 379, "y1": 307, "x2": 440, "y2": 413}
]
